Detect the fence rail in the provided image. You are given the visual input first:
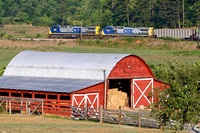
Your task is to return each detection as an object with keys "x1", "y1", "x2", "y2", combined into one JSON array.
[{"x1": 71, "y1": 105, "x2": 158, "y2": 128}]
